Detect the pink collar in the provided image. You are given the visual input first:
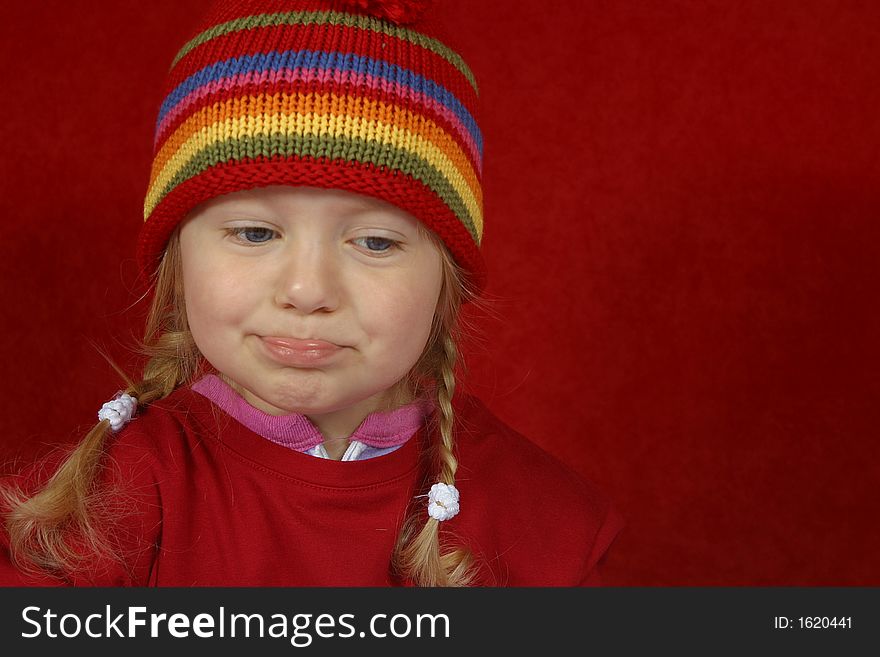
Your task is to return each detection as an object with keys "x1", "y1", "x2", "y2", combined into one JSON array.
[{"x1": 191, "y1": 374, "x2": 434, "y2": 453}]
